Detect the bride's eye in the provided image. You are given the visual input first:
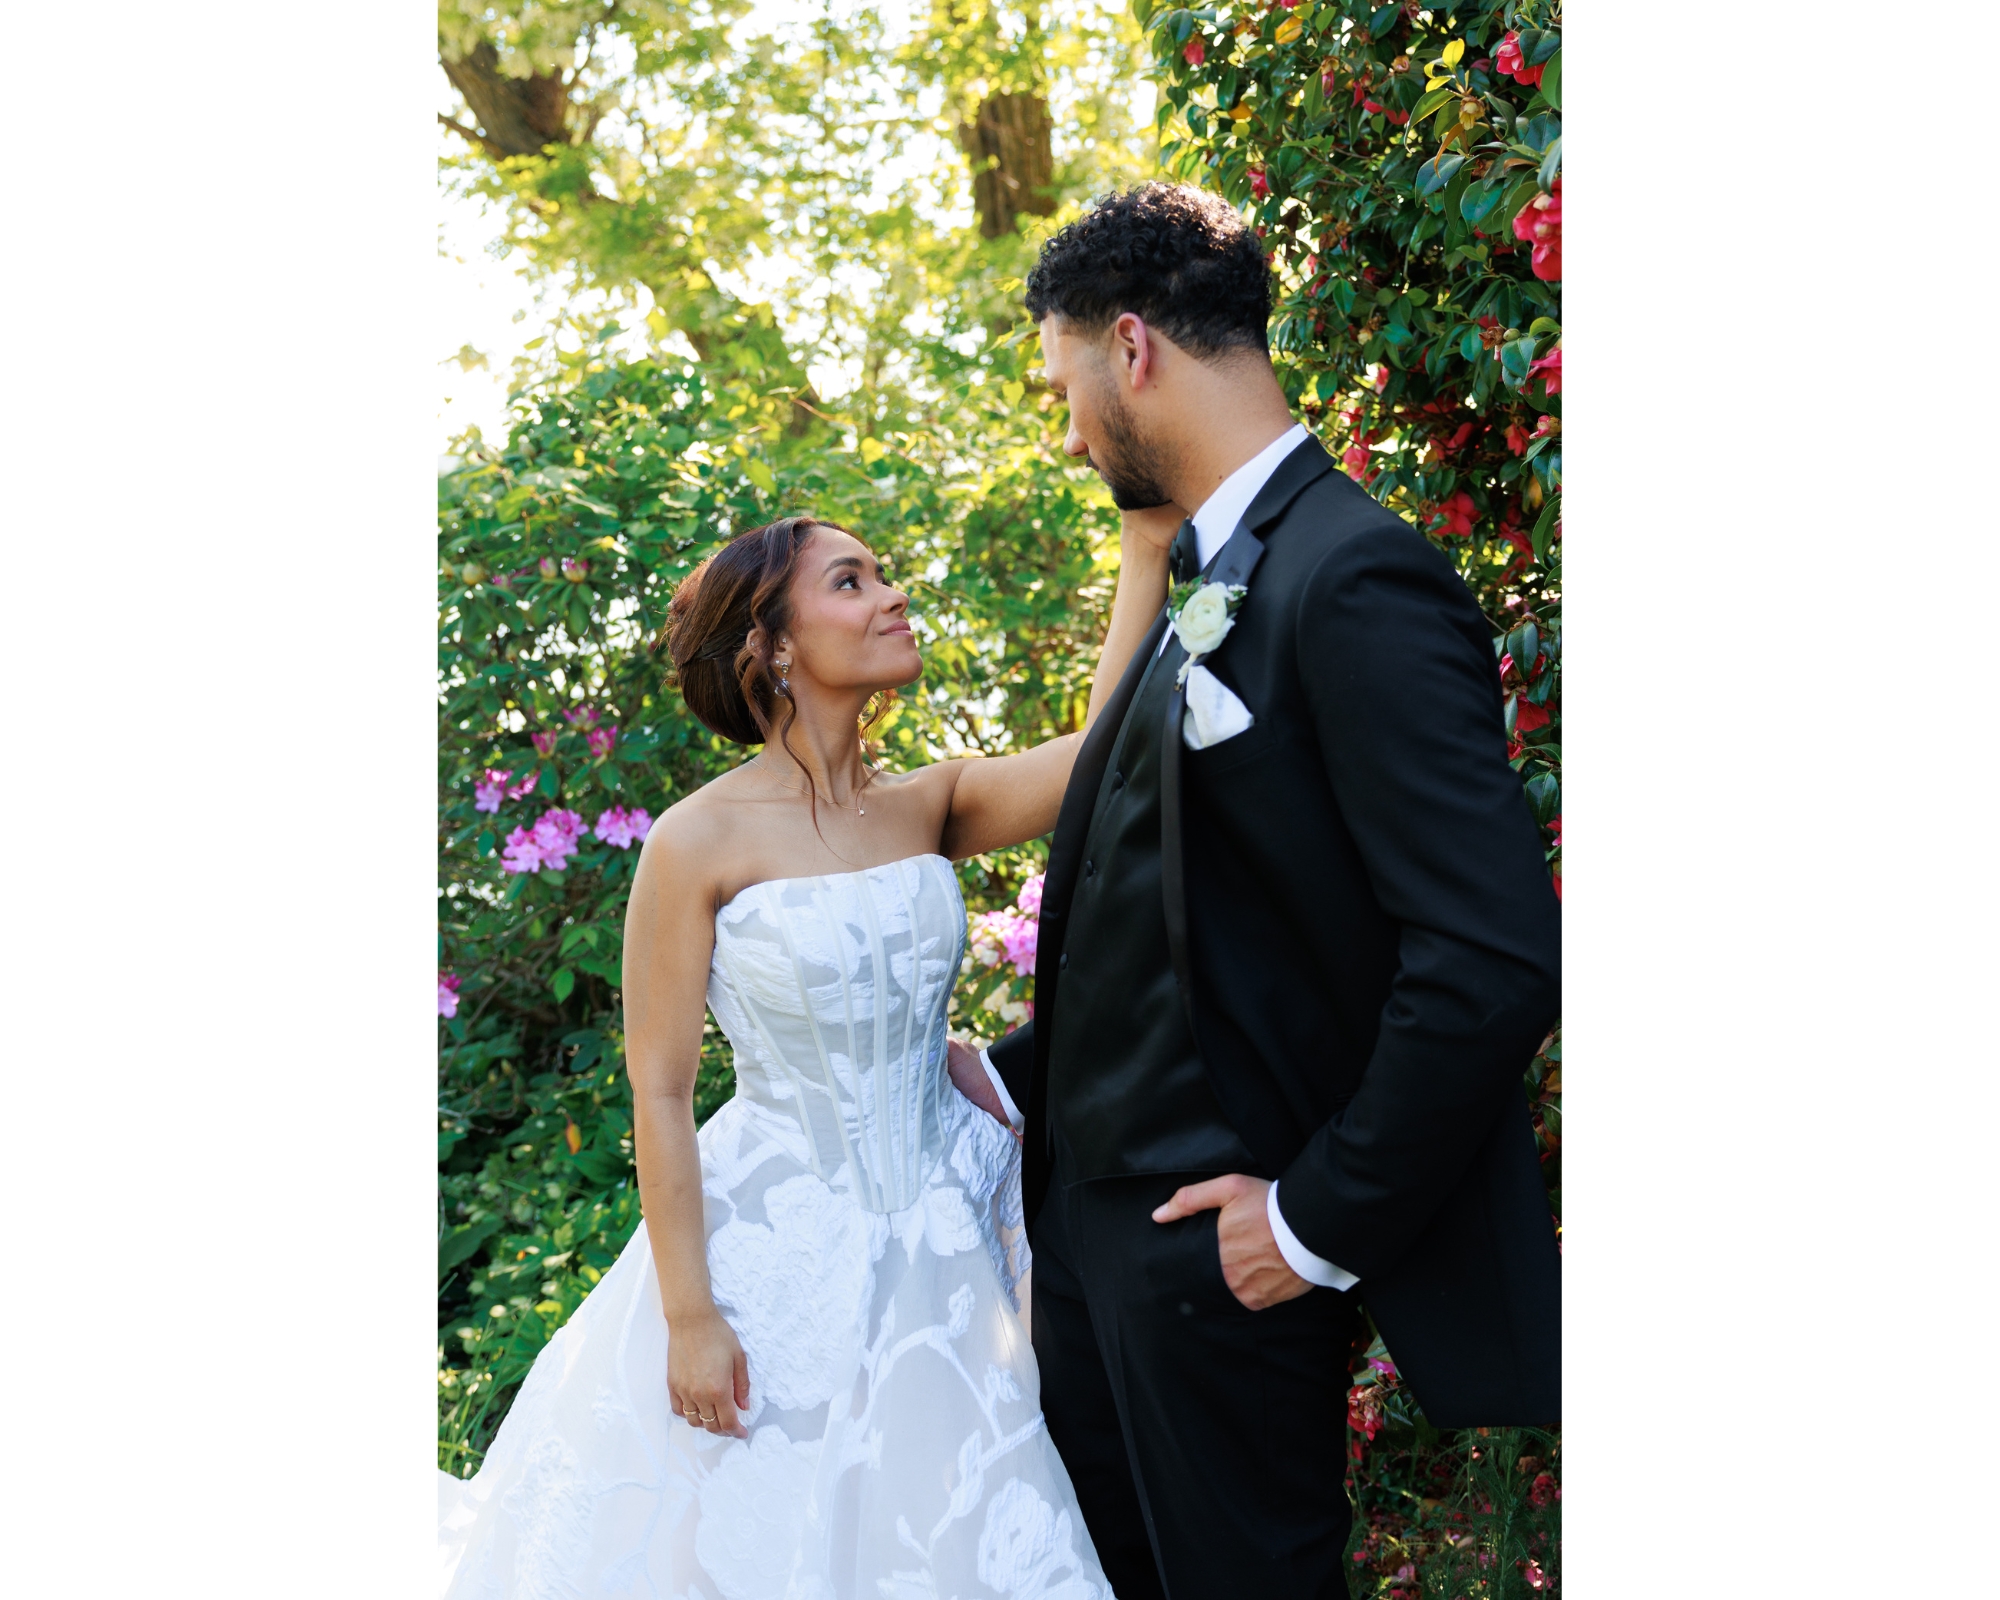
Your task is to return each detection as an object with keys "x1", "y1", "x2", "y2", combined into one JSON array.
[{"x1": 835, "y1": 573, "x2": 859, "y2": 590}]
